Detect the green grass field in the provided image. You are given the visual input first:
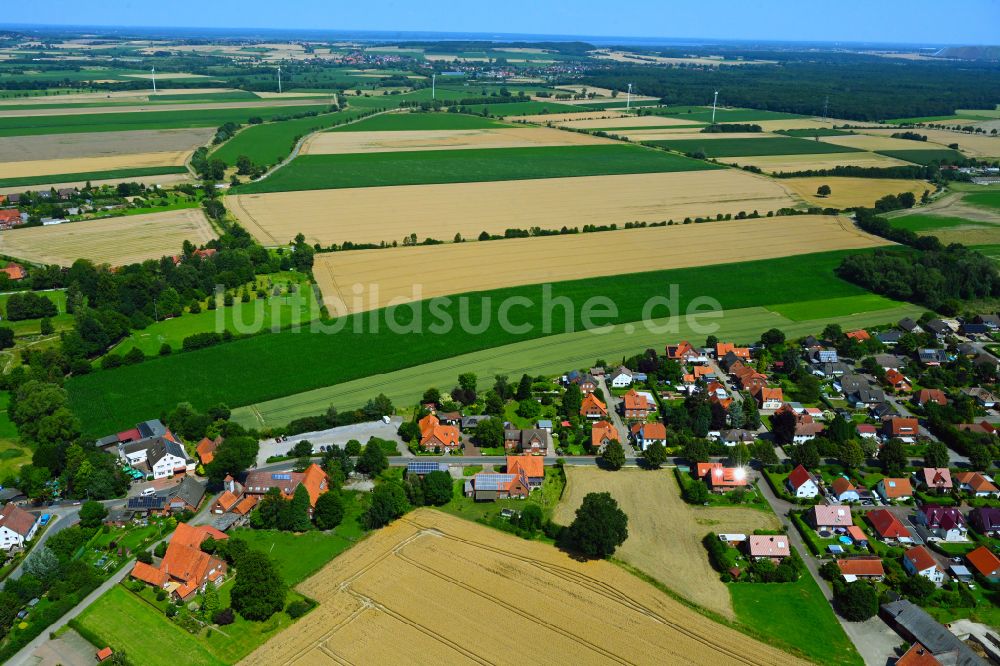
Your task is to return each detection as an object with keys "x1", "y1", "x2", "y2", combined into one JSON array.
[
  {"x1": 329, "y1": 111, "x2": 511, "y2": 132},
  {"x1": 0, "y1": 391, "x2": 28, "y2": 481},
  {"x1": 233, "y1": 144, "x2": 721, "y2": 194},
  {"x1": 964, "y1": 191, "x2": 1000, "y2": 210},
  {"x1": 644, "y1": 136, "x2": 862, "y2": 158},
  {"x1": 0, "y1": 104, "x2": 332, "y2": 137},
  {"x1": 642, "y1": 106, "x2": 807, "y2": 124},
  {"x1": 210, "y1": 107, "x2": 365, "y2": 167},
  {"x1": 0, "y1": 166, "x2": 187, "y2": 189},
  {"x1": 777, "y1": 128, "x2": 853, "y2": 137},
  {"x1": 66, "y1": 248, "x2": 916, "y2": 436},
  {"x1": 580, "y1": 100, "x2": 660, "y2": 110},
  {"x1": 729, "y1": 577, "x2": 863, "y2": 666},
  {"x1": 767, "y1": 293, "x2": 904, "y2": 320},
  {"x1": 888, "y1": 214, "x2": 980, "y2": 233},
  {"x1": 0, "y1": 289, "x2": 73, "y2": 337},
  {"x1": 875, "y1": 148, "x2": 967, "y2": 164}
]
